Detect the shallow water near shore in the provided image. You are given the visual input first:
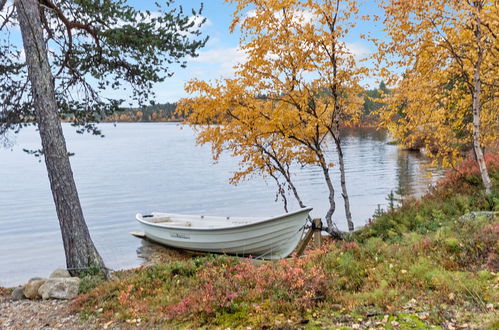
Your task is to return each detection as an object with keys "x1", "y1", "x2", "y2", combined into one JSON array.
[{"x1": 0, "y1": 123, "x2": 440, "y2": 286}]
